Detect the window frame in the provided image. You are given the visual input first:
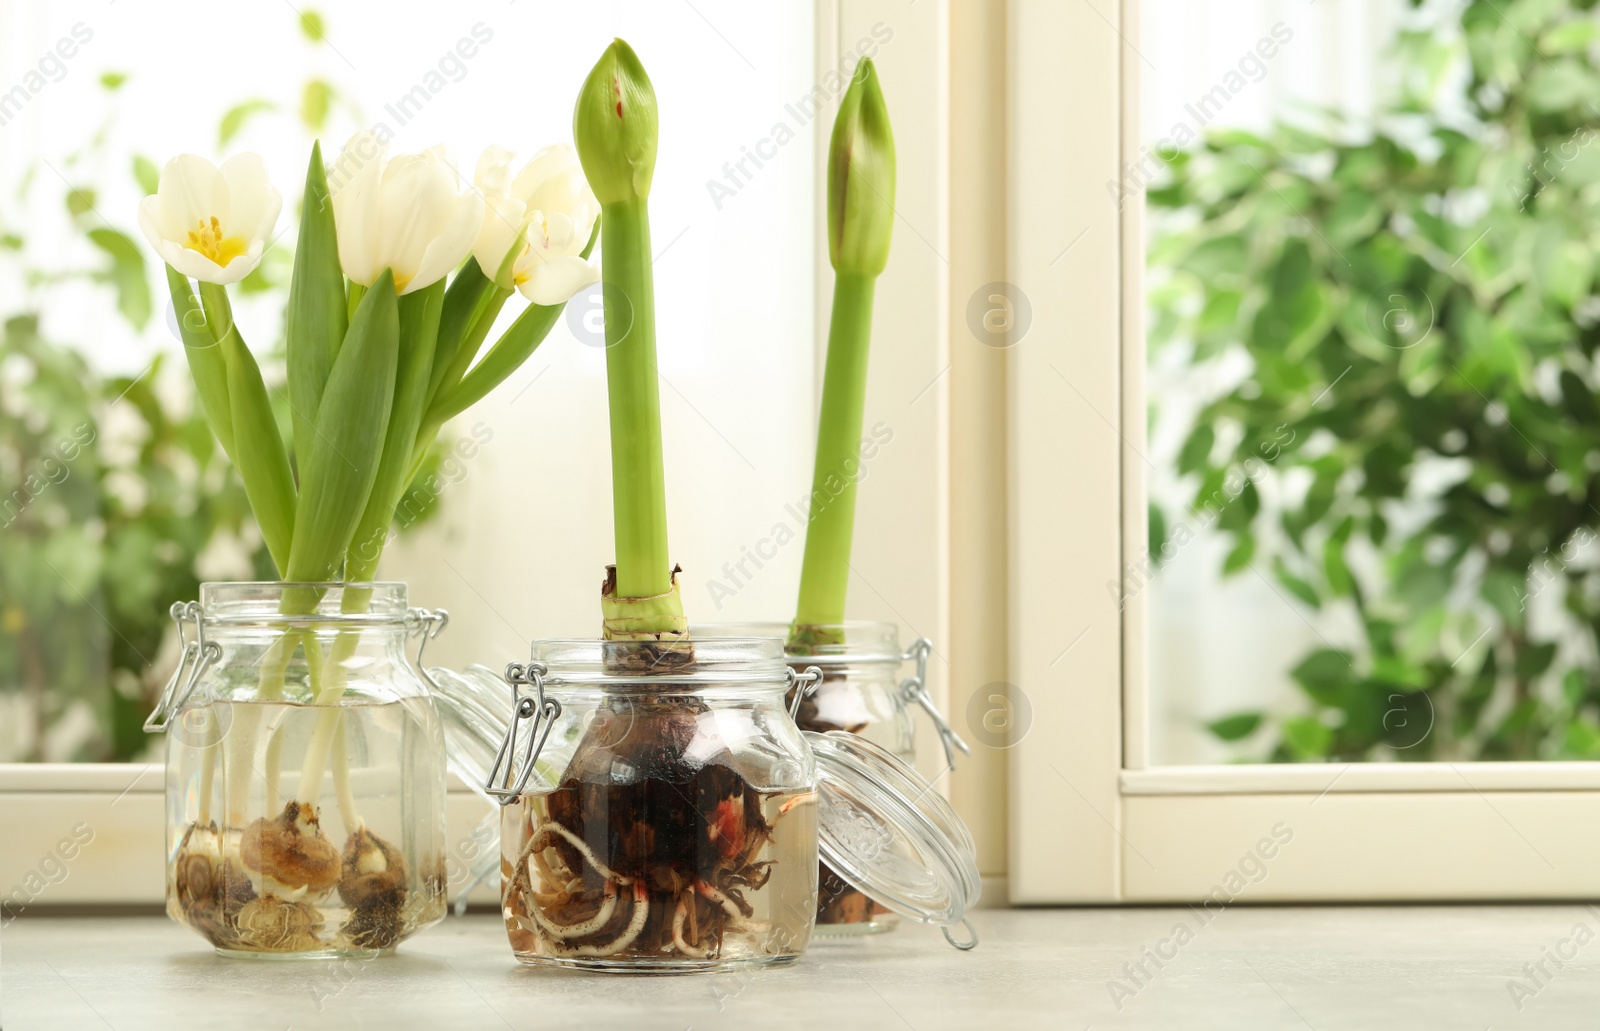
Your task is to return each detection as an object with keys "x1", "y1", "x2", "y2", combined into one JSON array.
[
  {"x1": 1007, "y1": 0, "x2": 1600, "y2": 904},
  {"x1": 0, "y1": 0, "x2": 962, "y2": 908}
]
